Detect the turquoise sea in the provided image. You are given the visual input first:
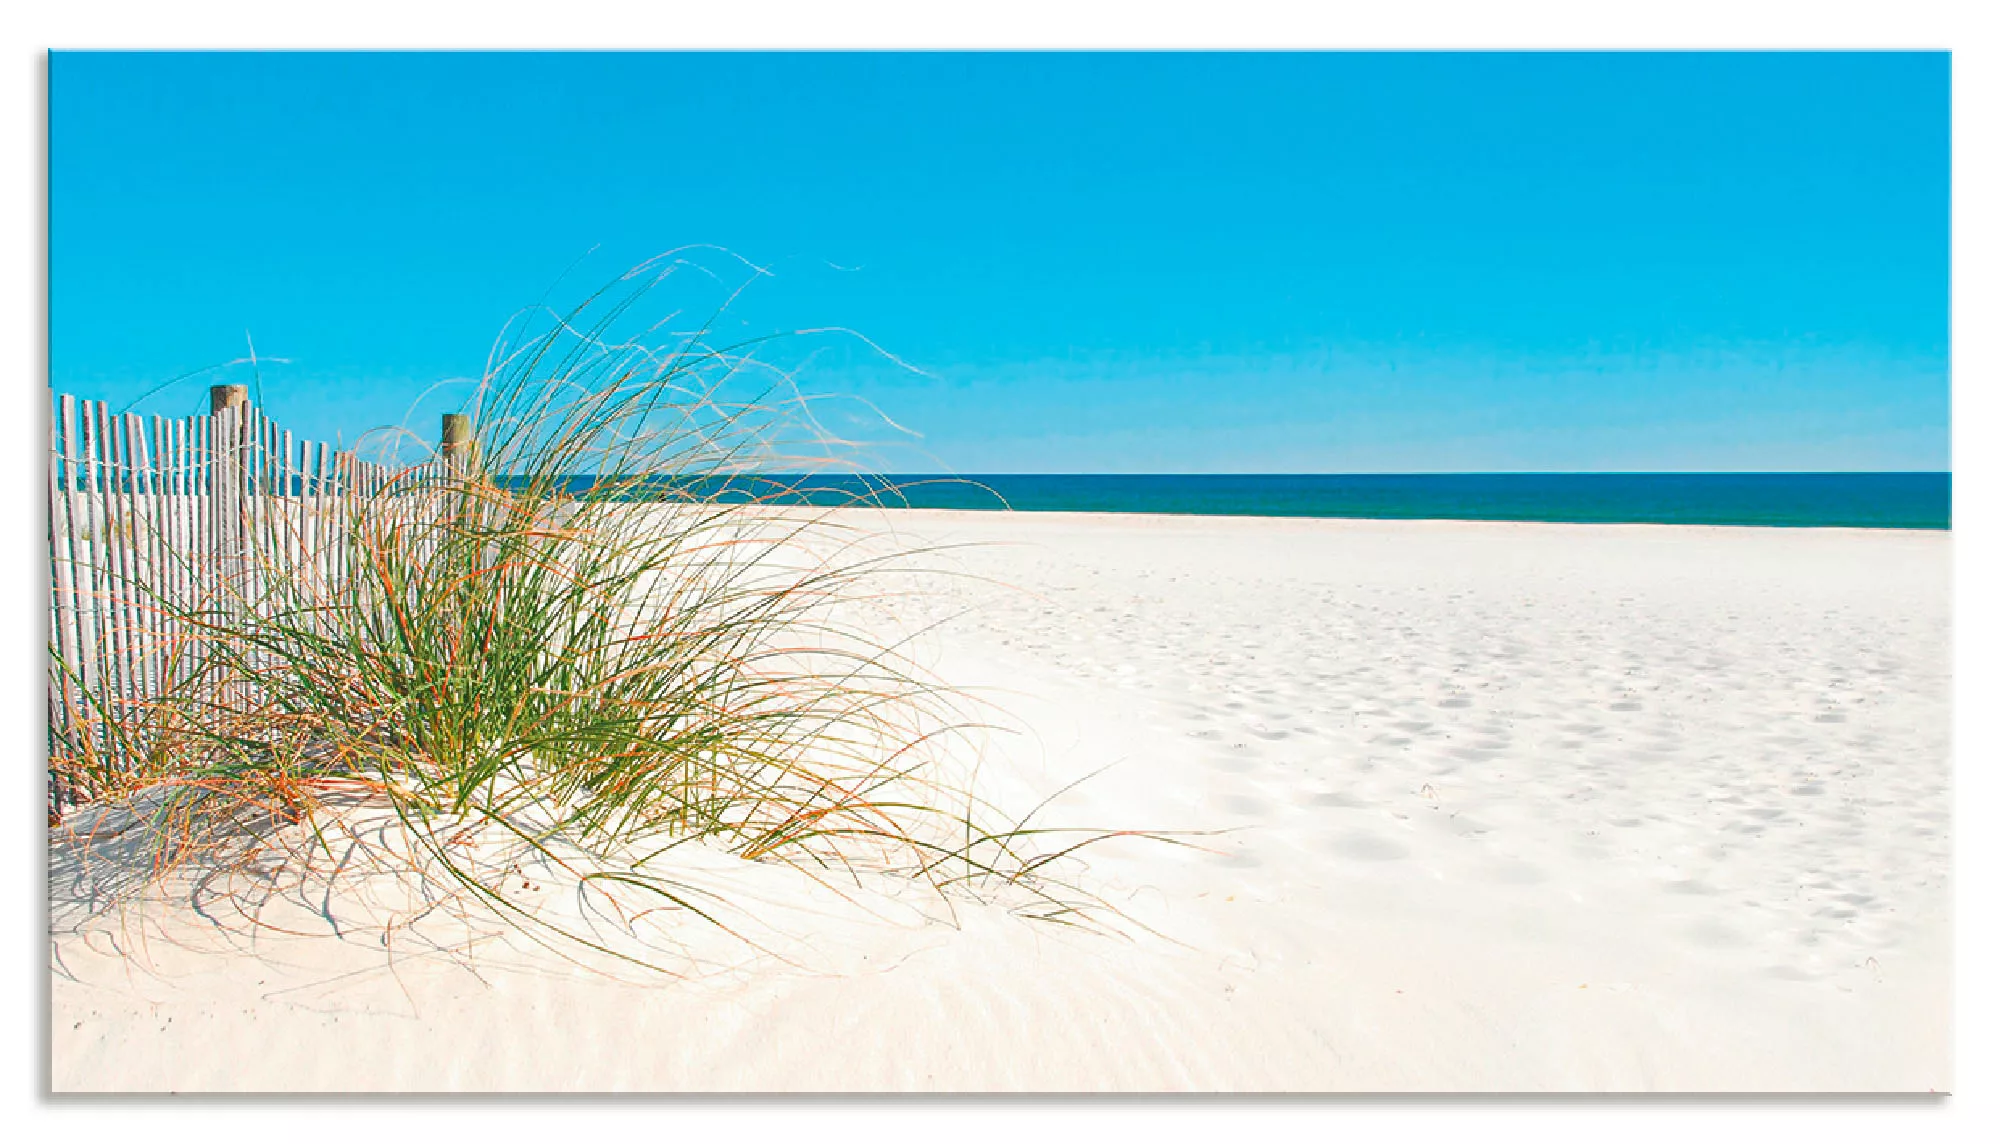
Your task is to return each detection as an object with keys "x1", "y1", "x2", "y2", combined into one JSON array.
[{"x1": 557, "y1": 473, "x2": 1950, "y2": 530}]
